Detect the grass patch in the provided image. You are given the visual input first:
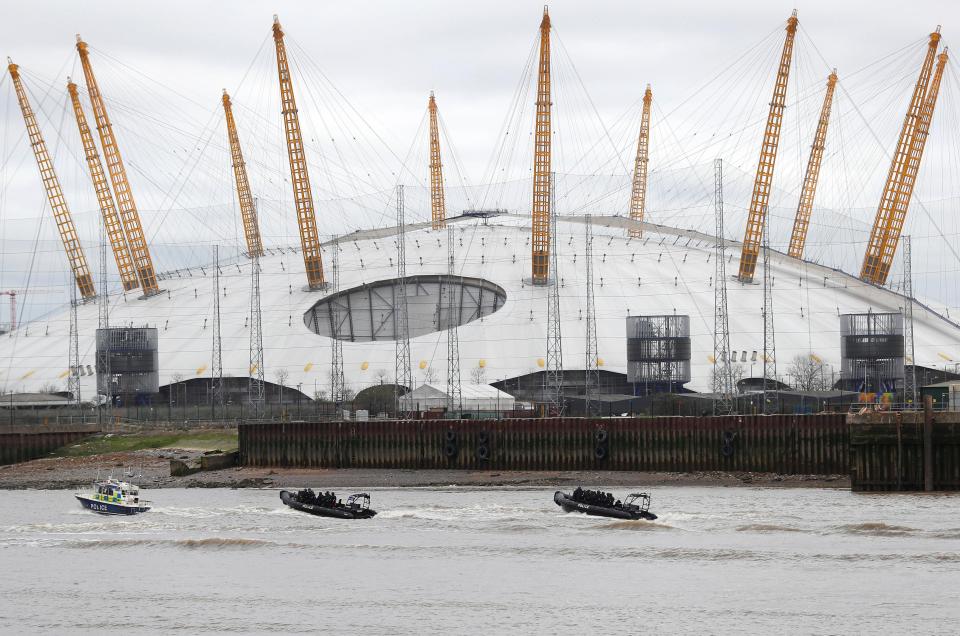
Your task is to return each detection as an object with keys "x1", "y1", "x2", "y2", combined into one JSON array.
[{"x1": 54, "y1": 430, "x2": 238, "y2": 457}]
